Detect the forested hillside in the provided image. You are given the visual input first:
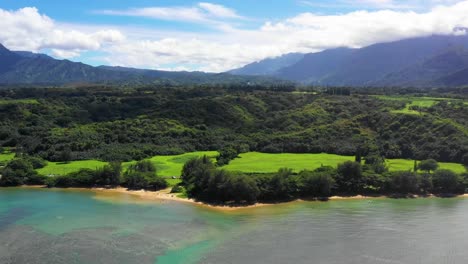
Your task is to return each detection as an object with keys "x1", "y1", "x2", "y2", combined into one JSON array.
[{"x1": 0, "y1": 86, "x2": 466, "y2": 164}]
